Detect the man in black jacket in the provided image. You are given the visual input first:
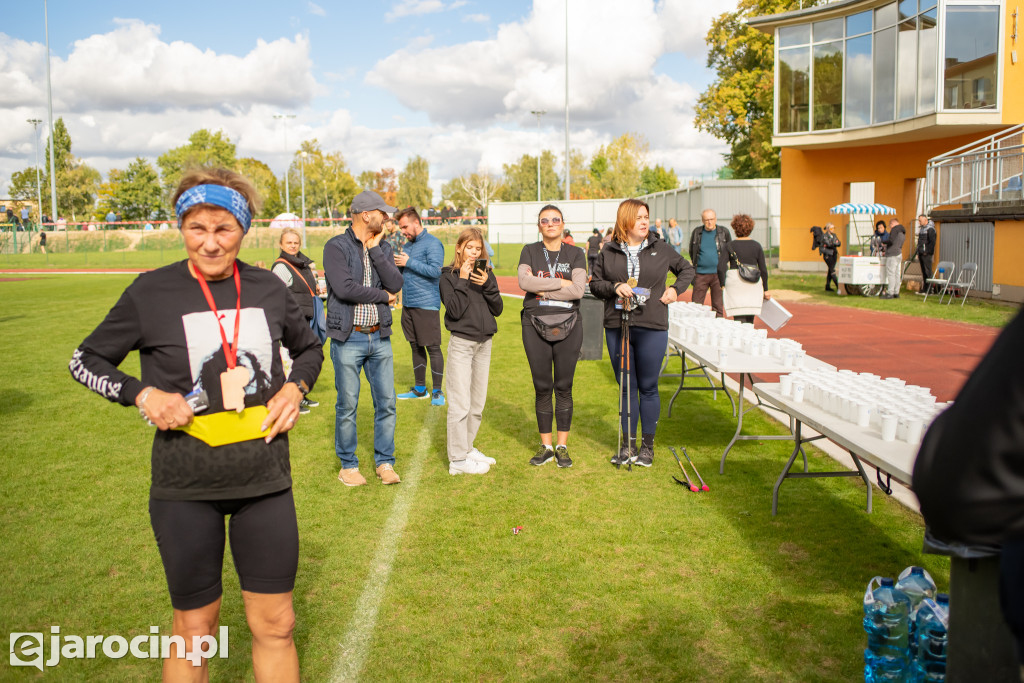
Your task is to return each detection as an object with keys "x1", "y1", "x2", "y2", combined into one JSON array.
[
  {"x1": 915, "y1": 214, "x2": 937, "y2": 294},
  {"x1": 880, "y1": 218, "x2": 905, "y2": 299},
  {"x1": 688, "y1": 209, "x2": 731, "y2": 316},
  {"x1": 324, "y1": 190, "x2": 404, "y2": 487}
]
